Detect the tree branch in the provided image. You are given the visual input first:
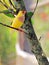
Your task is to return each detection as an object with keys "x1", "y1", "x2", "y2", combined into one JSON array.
[
  {"x1": 8, "y1": 0, "x2": 16, "y2": 9},
  {"x1": 0, "y1": 22, "x2": 28, "y2": 34},
  {"x1": 0, "y1": 0, "x2": 16, "y2": 15},
  {"x1": 16, "y1": 0, "x2": 49, "y2": 65}
]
